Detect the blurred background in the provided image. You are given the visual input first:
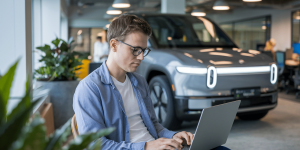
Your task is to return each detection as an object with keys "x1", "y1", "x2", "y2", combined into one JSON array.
[{"x1": 1, "y1": 0, "x2": 300, "y2": 149}]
